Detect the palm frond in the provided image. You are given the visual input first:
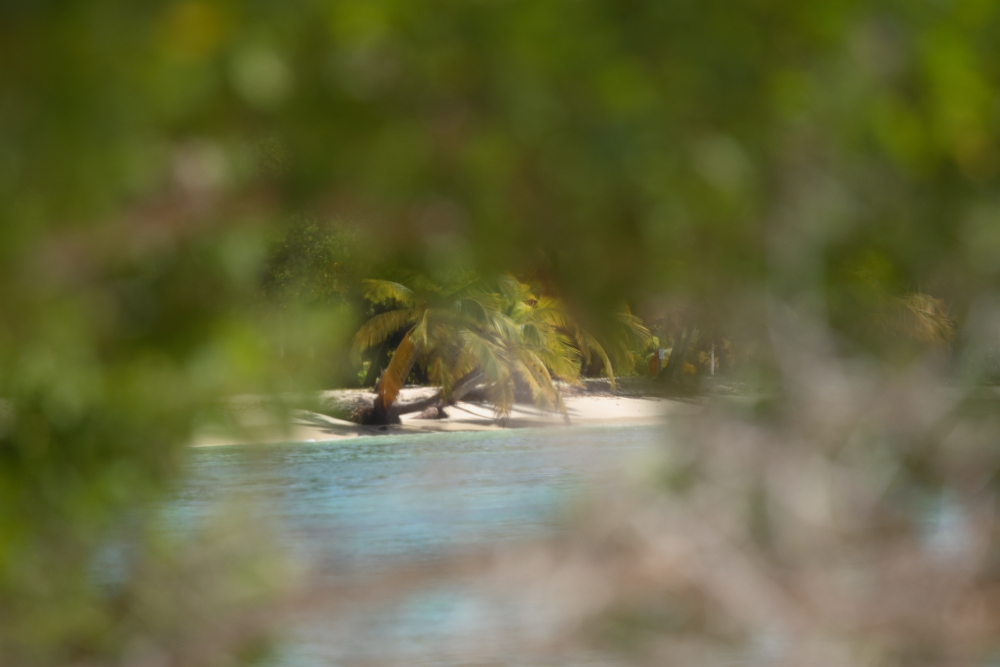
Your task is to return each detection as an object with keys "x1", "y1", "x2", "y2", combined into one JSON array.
[
  {"x1": 488, "y1": 368, "x2": 516, "y2": 418},
  {"x1": 898, "y1": 293, "x2": 954, "y2": 344},
  {"x1": 538, "y1": 332, "x2": 583, "y2": 383},
  {"x1": 487, "y1": 311, "x2": 522, "y2": 343},
  {"x1": 362, "y1": 279, "x2": 416, "y2": 306},
  {"x1": 457, "y1": 297, "x2": 488, "y2": 324},
  {"x1": 521, "y1": 322, "x2": 543, "y2": 347},
  {"x1": 411, "y1": 309, "x2": 431, "y2": 348},
  {"x1": 526, "y1": 296, "x2": 569, "y2": 328},
  {"x1": 352, "y1": 310, "x2": 416, "y2": 353},
  {"x1": 582, "y1": 331, "x2": 616, "y2": 390},
  {"x1": 458, "y1": 328, "x2": 508, "y2": 384},
  {"x1": 514, "y1": 358, "x2": 550, "y2": 409},
  {"x1": 426, "y1": 356, "x2": 448, "y2": 393},
  {"x1": 870, "y1": 292, "x2": 955, "y2": 345},
  {"x1": 407, "y1": 273, "x2": 446, "y2": 300},
  {"x1": 616, "y1": 307, "x2": 654, "y2": 348},
  {"x1": 450, "y1": 345, "x2": 479, "y2": 381},
  {"x1": 513, "y1": 349, "x2": 565, "y2": 413}
]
